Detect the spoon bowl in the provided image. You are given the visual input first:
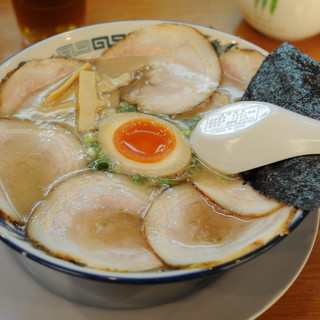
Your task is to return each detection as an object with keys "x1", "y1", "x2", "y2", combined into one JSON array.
[{"x1": 190, "y1": 101, "x2": 320, "y2": 174}]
